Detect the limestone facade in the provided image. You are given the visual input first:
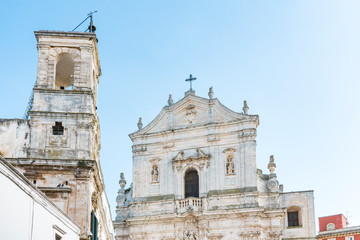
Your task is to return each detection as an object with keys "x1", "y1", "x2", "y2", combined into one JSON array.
[
  {"x1": 0, "y1": 31, "x2": 113, "y2": 240},
  {"x1": 114, "y1": 90, "x2": 316, "y2": 240}
]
